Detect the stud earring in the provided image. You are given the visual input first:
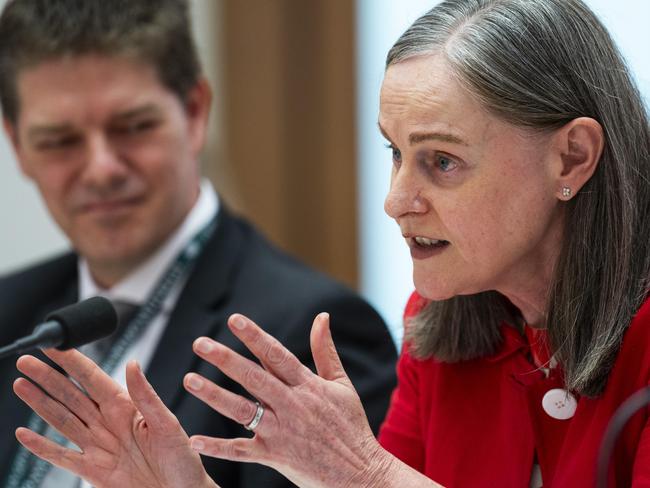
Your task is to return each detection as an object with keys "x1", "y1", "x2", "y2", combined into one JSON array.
[{"x1": 562, "y1": 187, "x2": 572, "y2": 199}]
